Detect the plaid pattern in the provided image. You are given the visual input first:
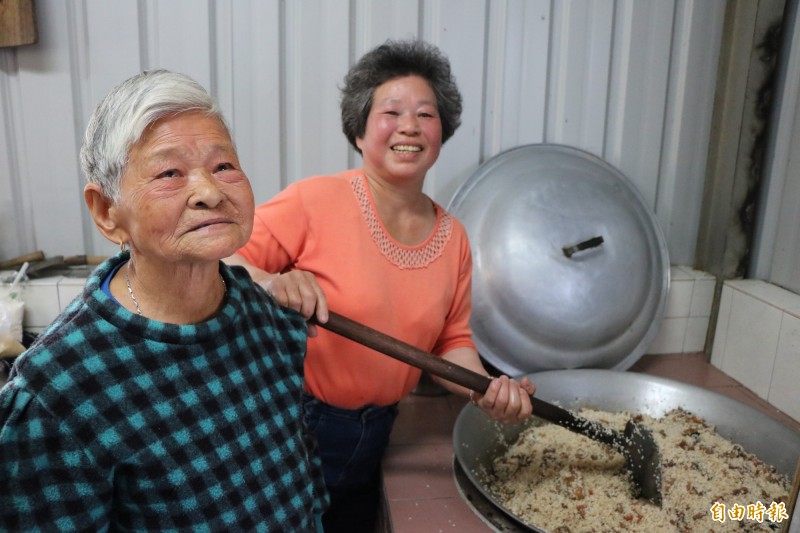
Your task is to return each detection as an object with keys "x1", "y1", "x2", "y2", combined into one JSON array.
[{"x1": 0, "y1": 254, "x2": 327, "y2": 532}]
